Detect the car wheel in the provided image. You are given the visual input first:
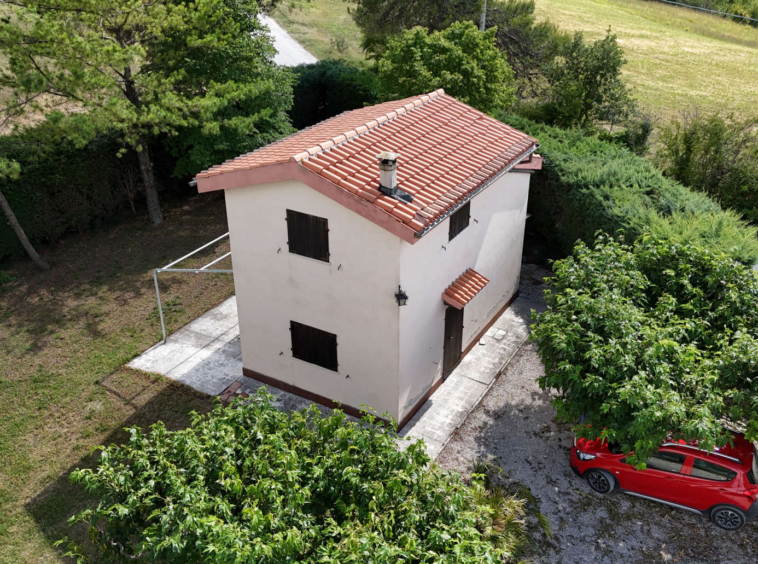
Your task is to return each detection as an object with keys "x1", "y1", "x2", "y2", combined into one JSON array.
[
  {"x1": 711, "y1": 505, "x2": 746, "y2": 531},
  {"x1": 585, "y1": 469, "x2": 614, "y2": 494}
]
